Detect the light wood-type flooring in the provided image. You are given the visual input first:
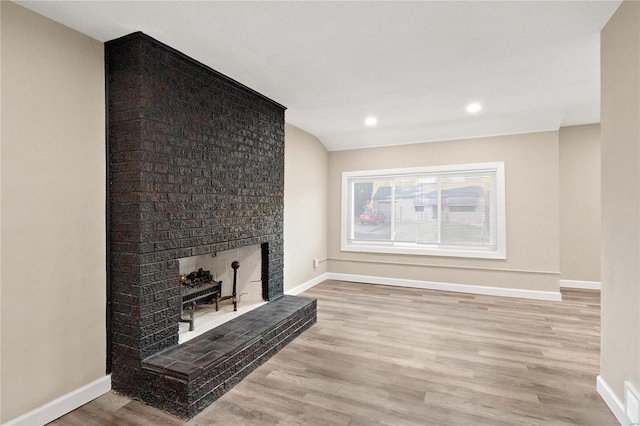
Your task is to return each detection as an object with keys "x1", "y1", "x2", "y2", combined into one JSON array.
[{"x1": 50, "y1": 280, "x2": 617, "y2": 425}]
